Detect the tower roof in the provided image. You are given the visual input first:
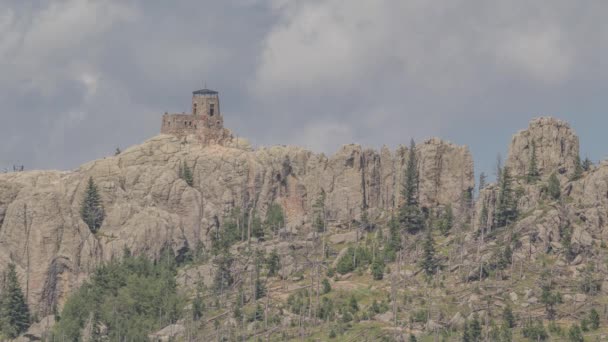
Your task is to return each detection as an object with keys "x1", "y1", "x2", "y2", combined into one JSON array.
[{"x1": 193, "y1": 88, "x2": 218, "y2": 95}]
